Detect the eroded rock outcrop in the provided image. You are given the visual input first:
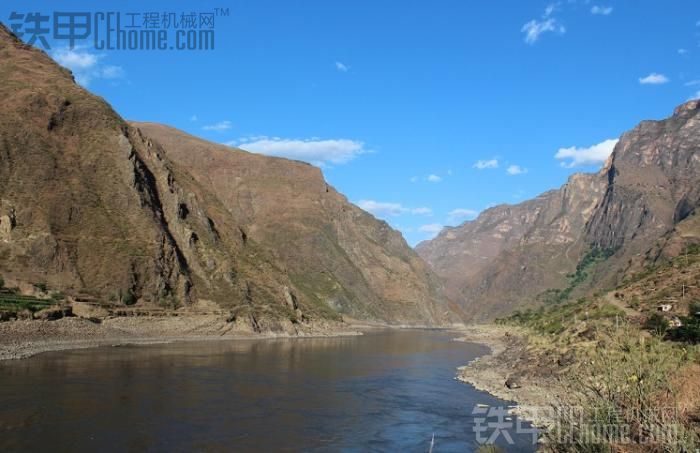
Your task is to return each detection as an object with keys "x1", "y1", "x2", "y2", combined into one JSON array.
[
  {"x1": 0, "y1": 23, "x2": 455, "y2": 327},
  {"x1": 418, "y1": 101, "x2": 700, "y2": 320}
]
